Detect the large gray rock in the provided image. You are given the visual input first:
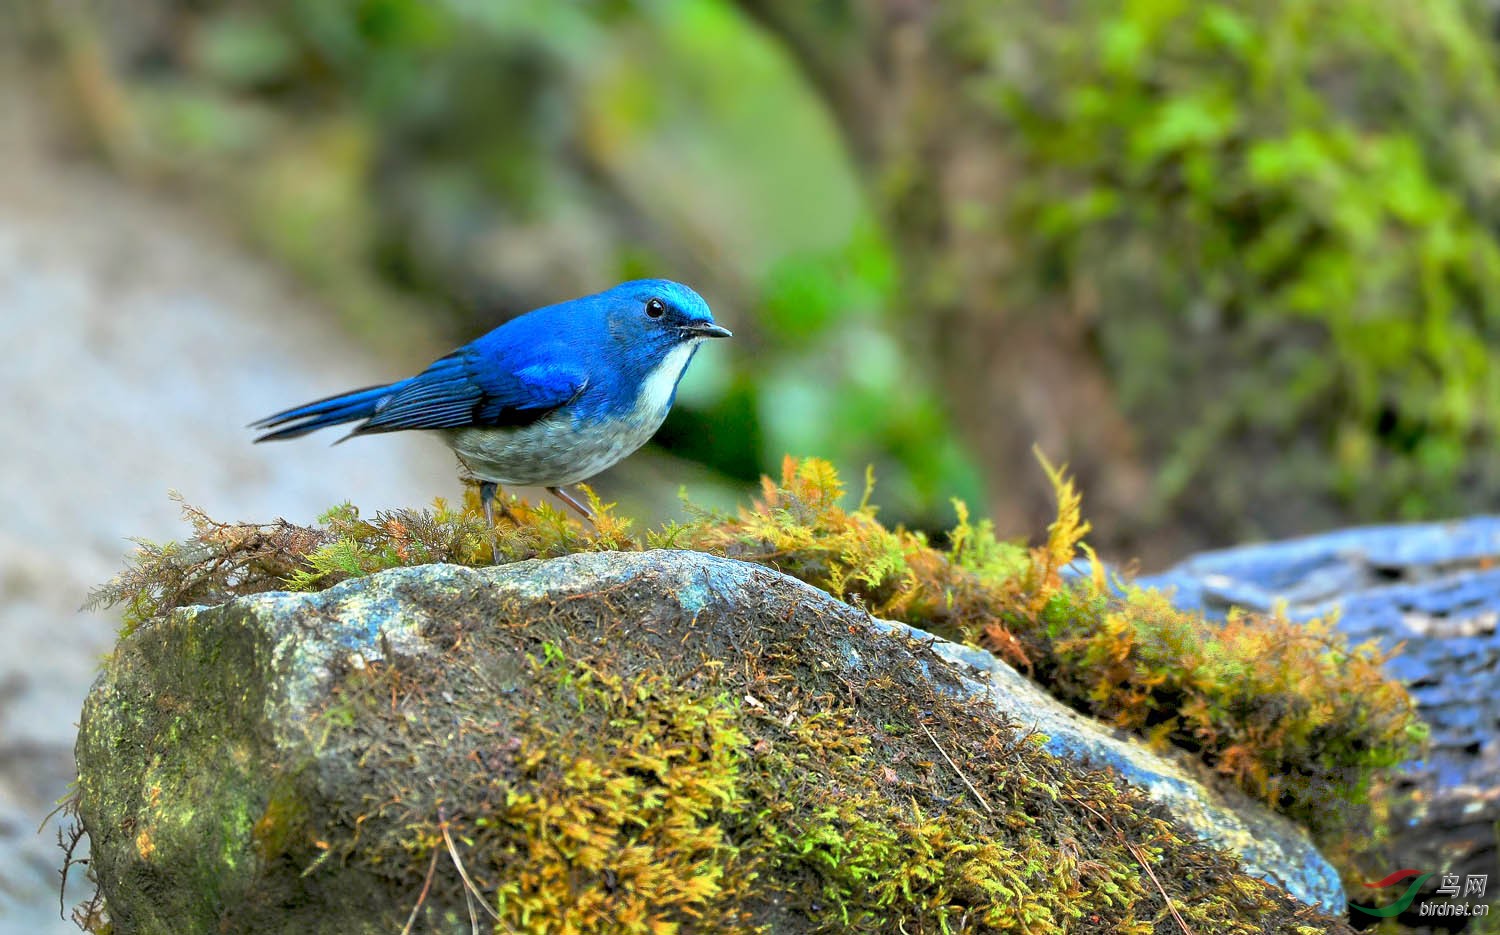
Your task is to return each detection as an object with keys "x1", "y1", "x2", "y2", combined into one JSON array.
[
  {"x1": 1139, "y1": 517, "x2": 1500, "y2": 913},
  {"x1": 76, "y1": 550, "x2": 1349, "y2": 933}
]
